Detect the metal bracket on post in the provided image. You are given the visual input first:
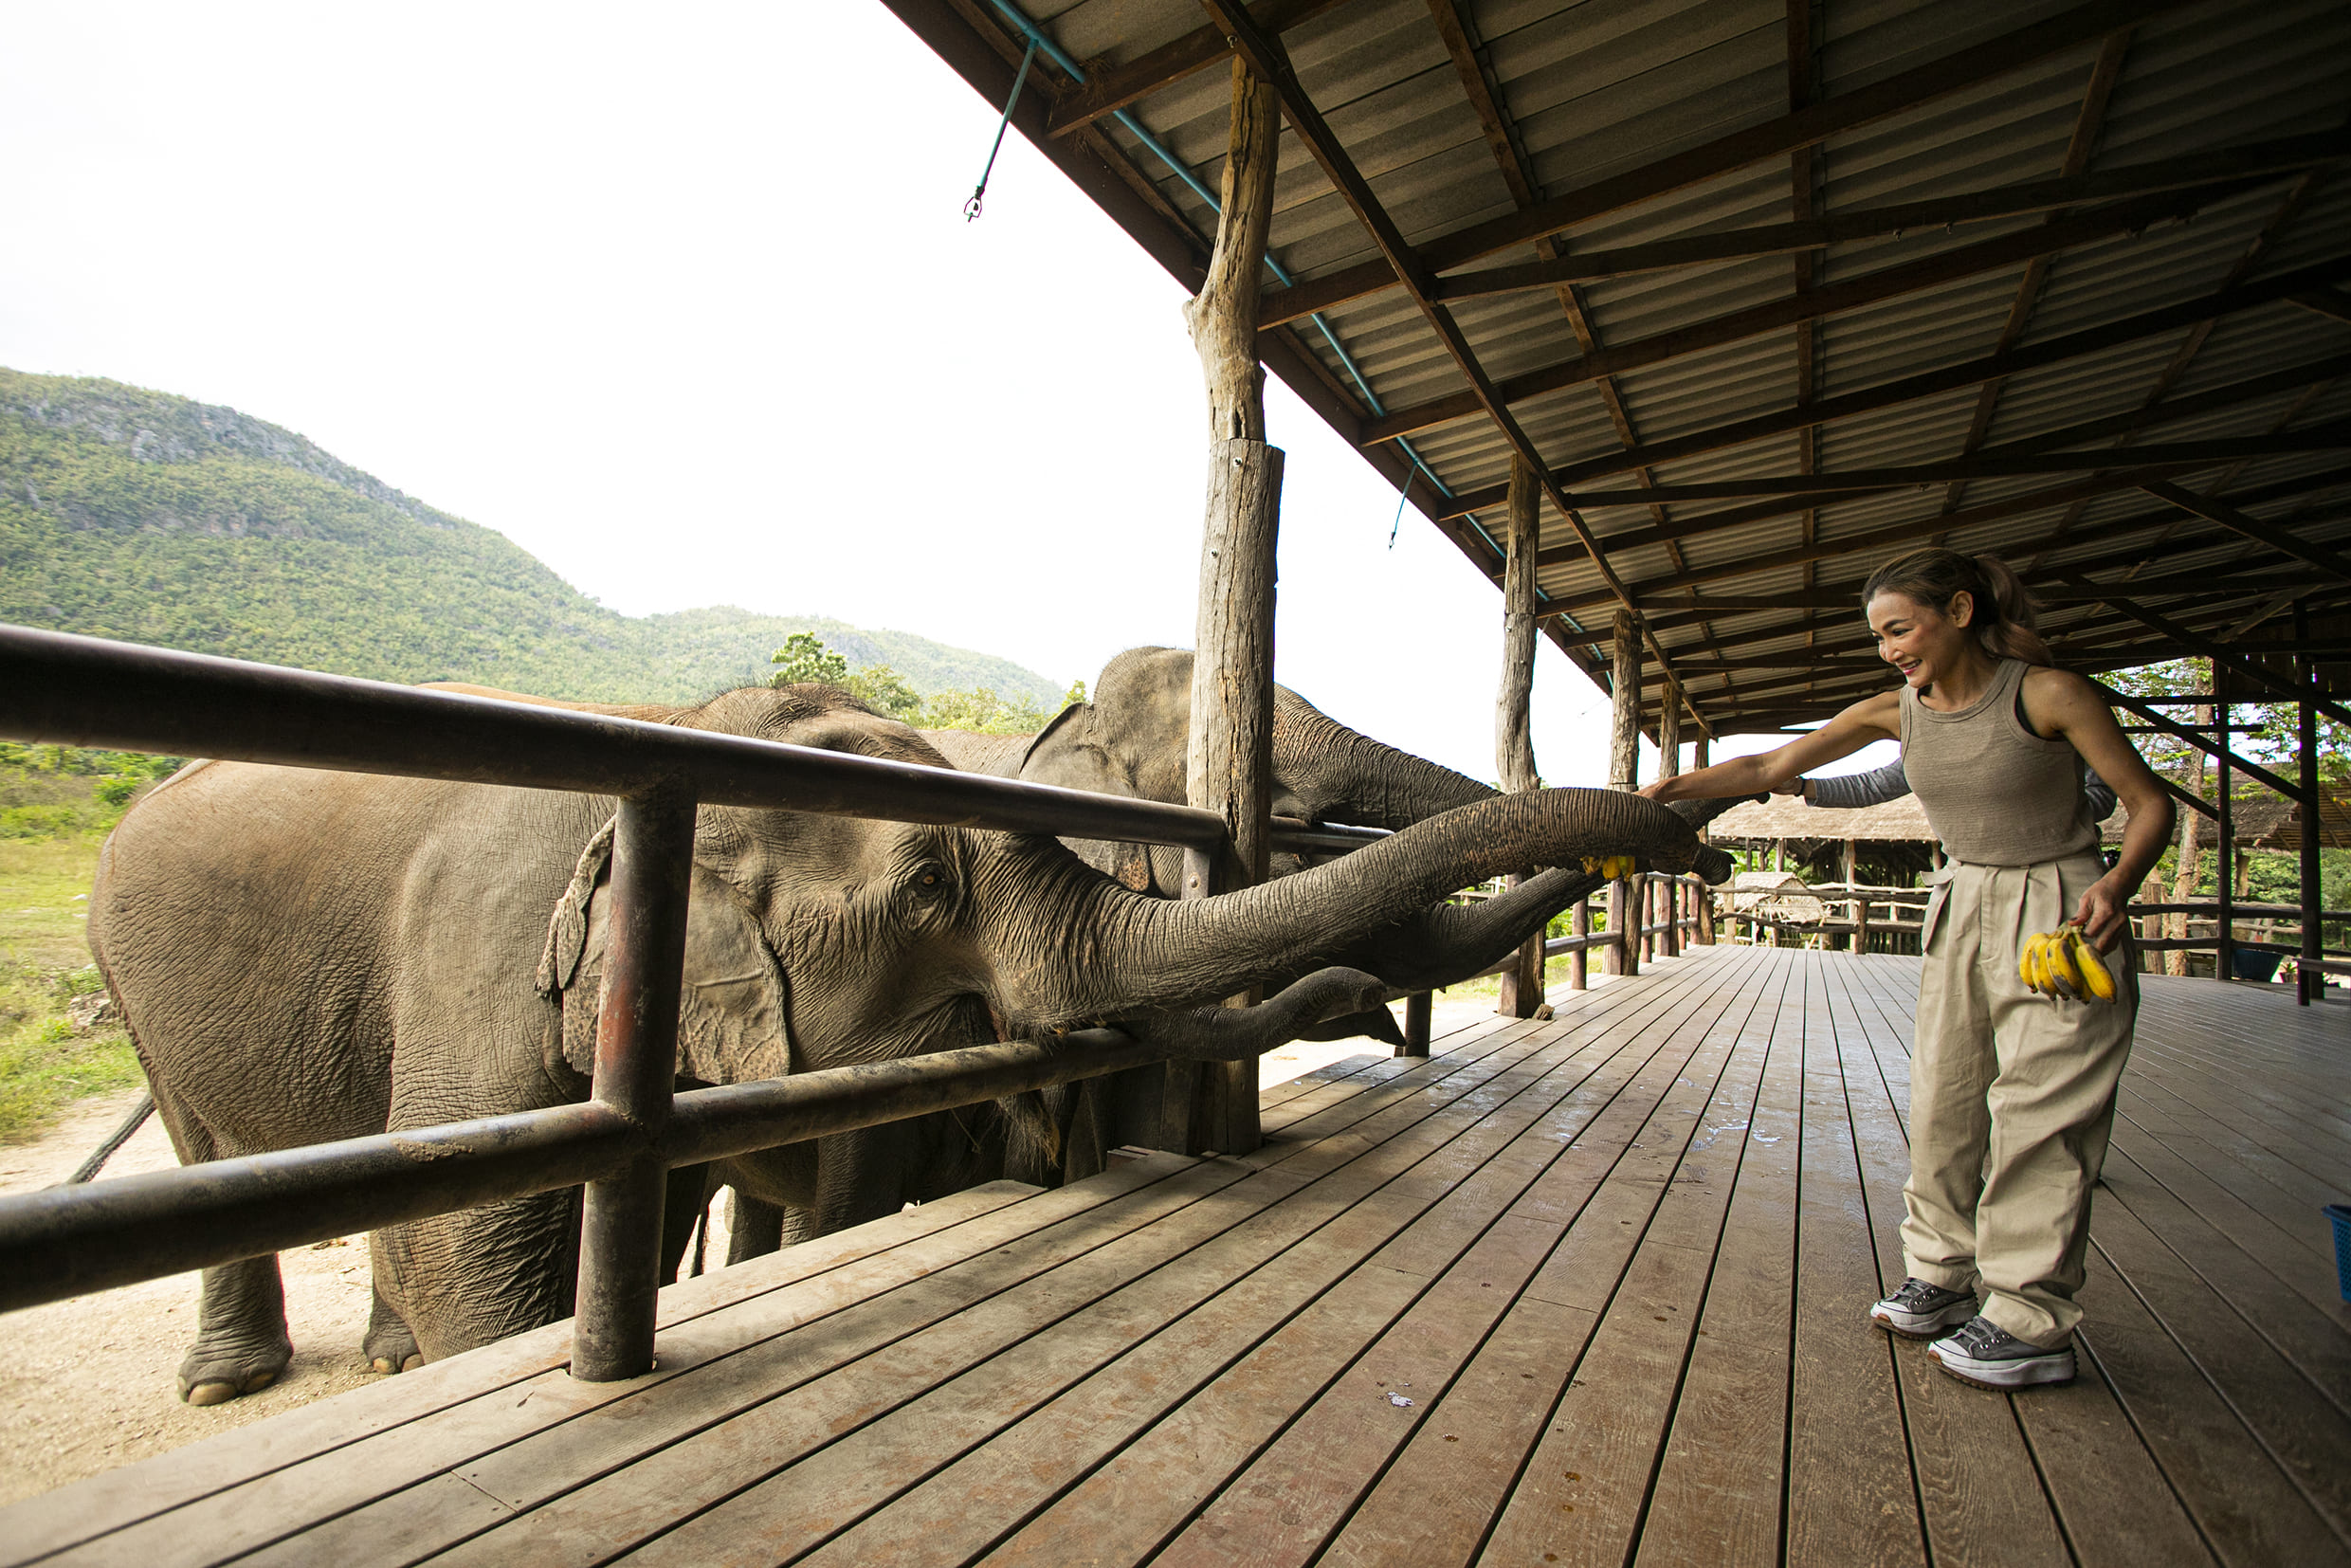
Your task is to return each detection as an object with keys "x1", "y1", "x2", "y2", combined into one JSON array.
[{"x1": 573, "y1": 786, "x2": 697, "y2": 1383}]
